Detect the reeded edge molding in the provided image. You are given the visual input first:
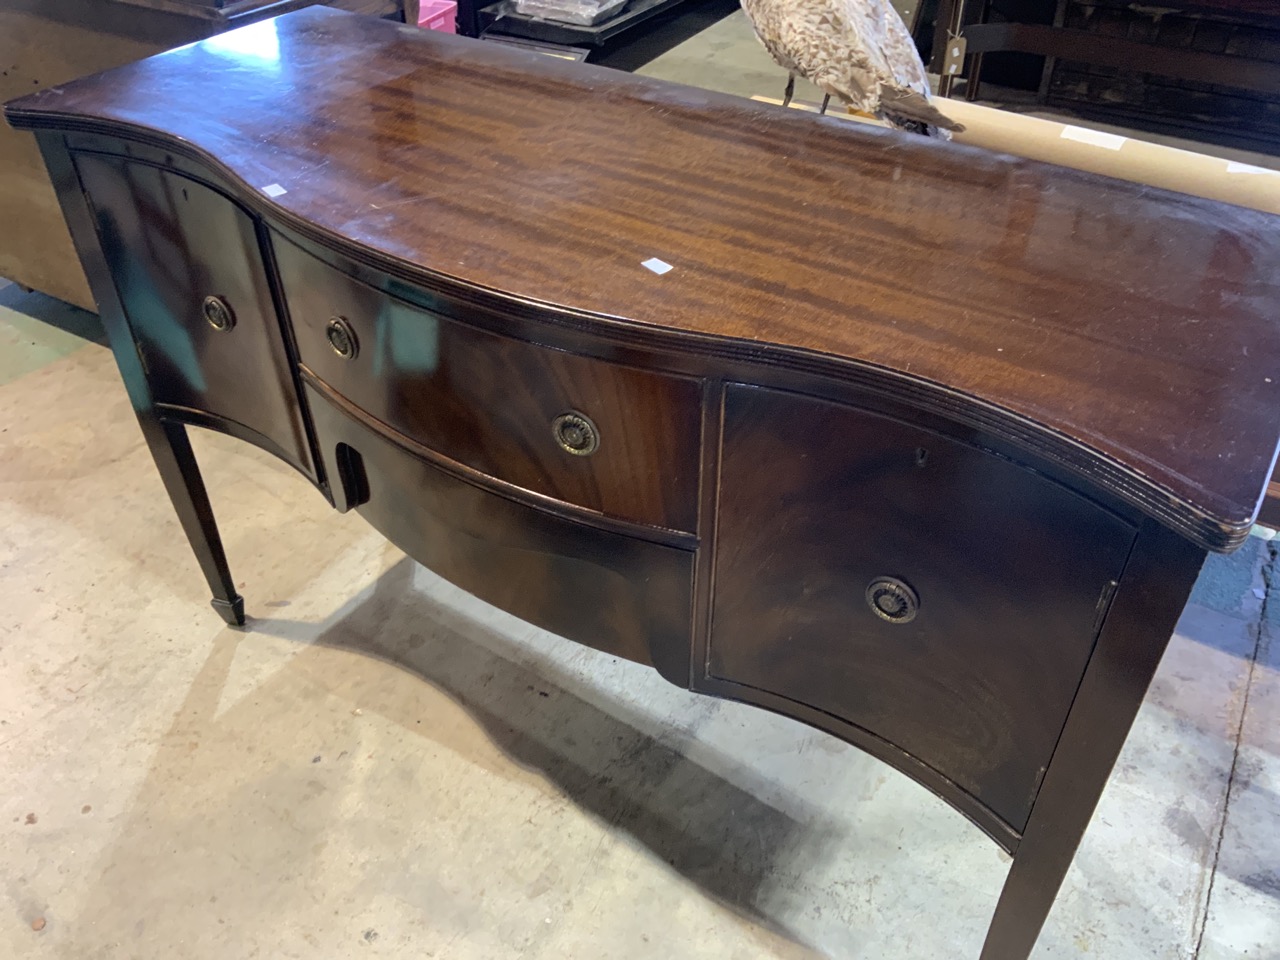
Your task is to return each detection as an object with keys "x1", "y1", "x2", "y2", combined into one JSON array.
[{"x1": 5, "y1": 108, "x2": 1254, "y2": 553}]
